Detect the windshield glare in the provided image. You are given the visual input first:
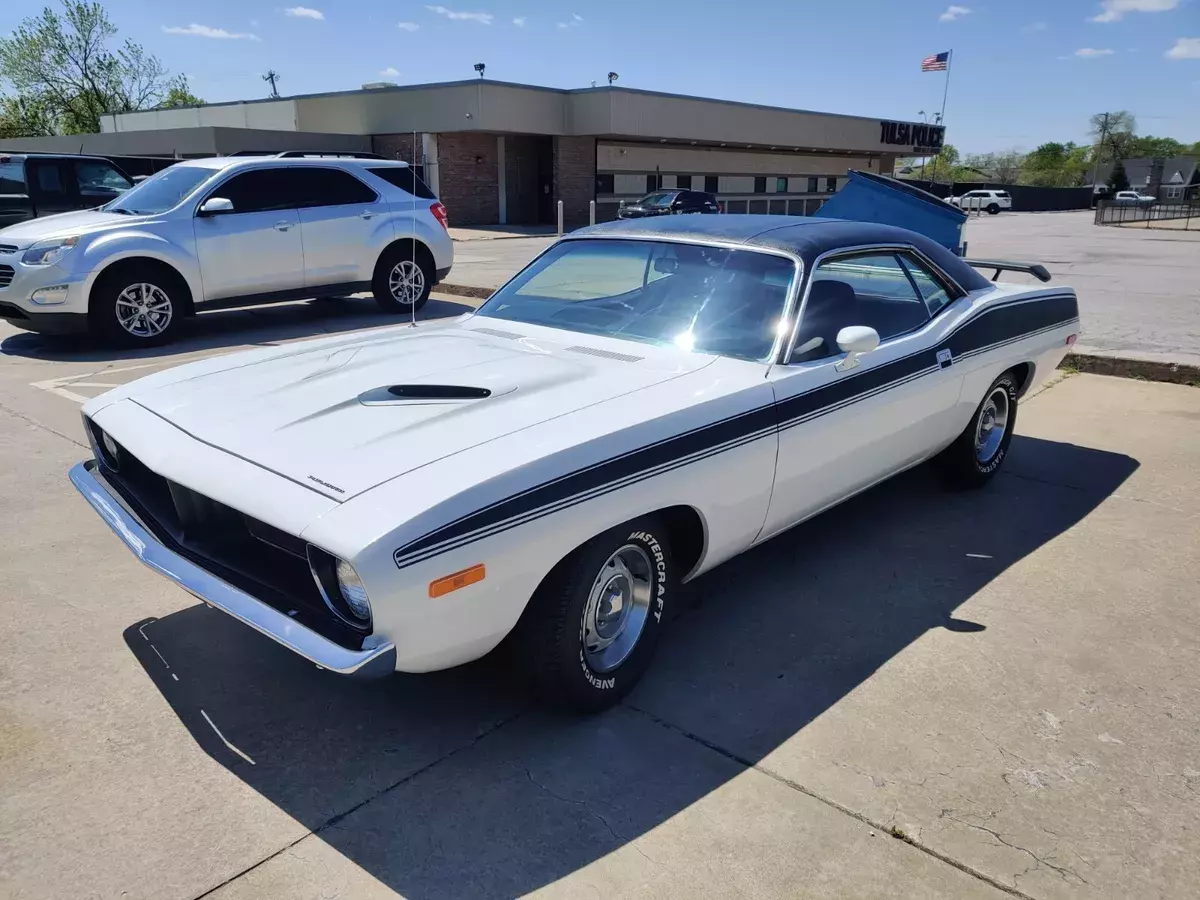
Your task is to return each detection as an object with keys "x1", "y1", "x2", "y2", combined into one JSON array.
[
  {"x1": 104, "y1": 165, "x2": 216, "y2": 215},
  {"x1": 476, "y1": 238, "x2": 796, "y2": 361},
  {"x1": 639, "y1": 191, "x2": 677, "y2": 208}
]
